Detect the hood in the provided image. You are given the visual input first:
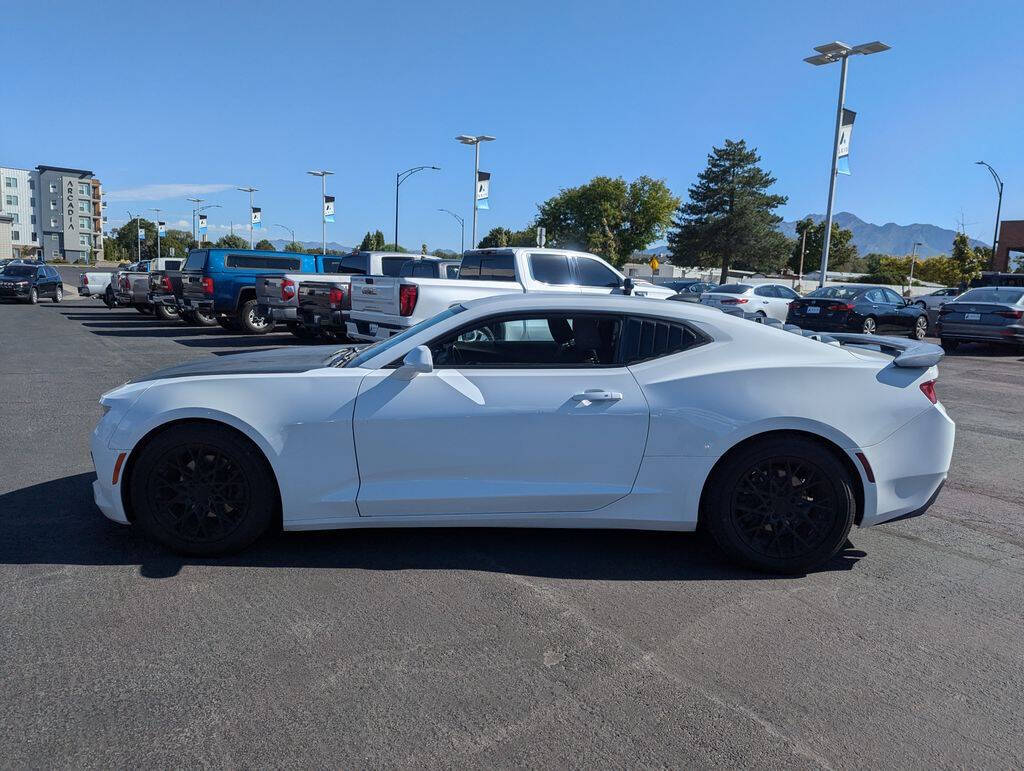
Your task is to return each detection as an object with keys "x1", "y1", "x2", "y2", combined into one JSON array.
[{"x1": 130, "y1": 345, "x2": 352, "y2": 384}]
